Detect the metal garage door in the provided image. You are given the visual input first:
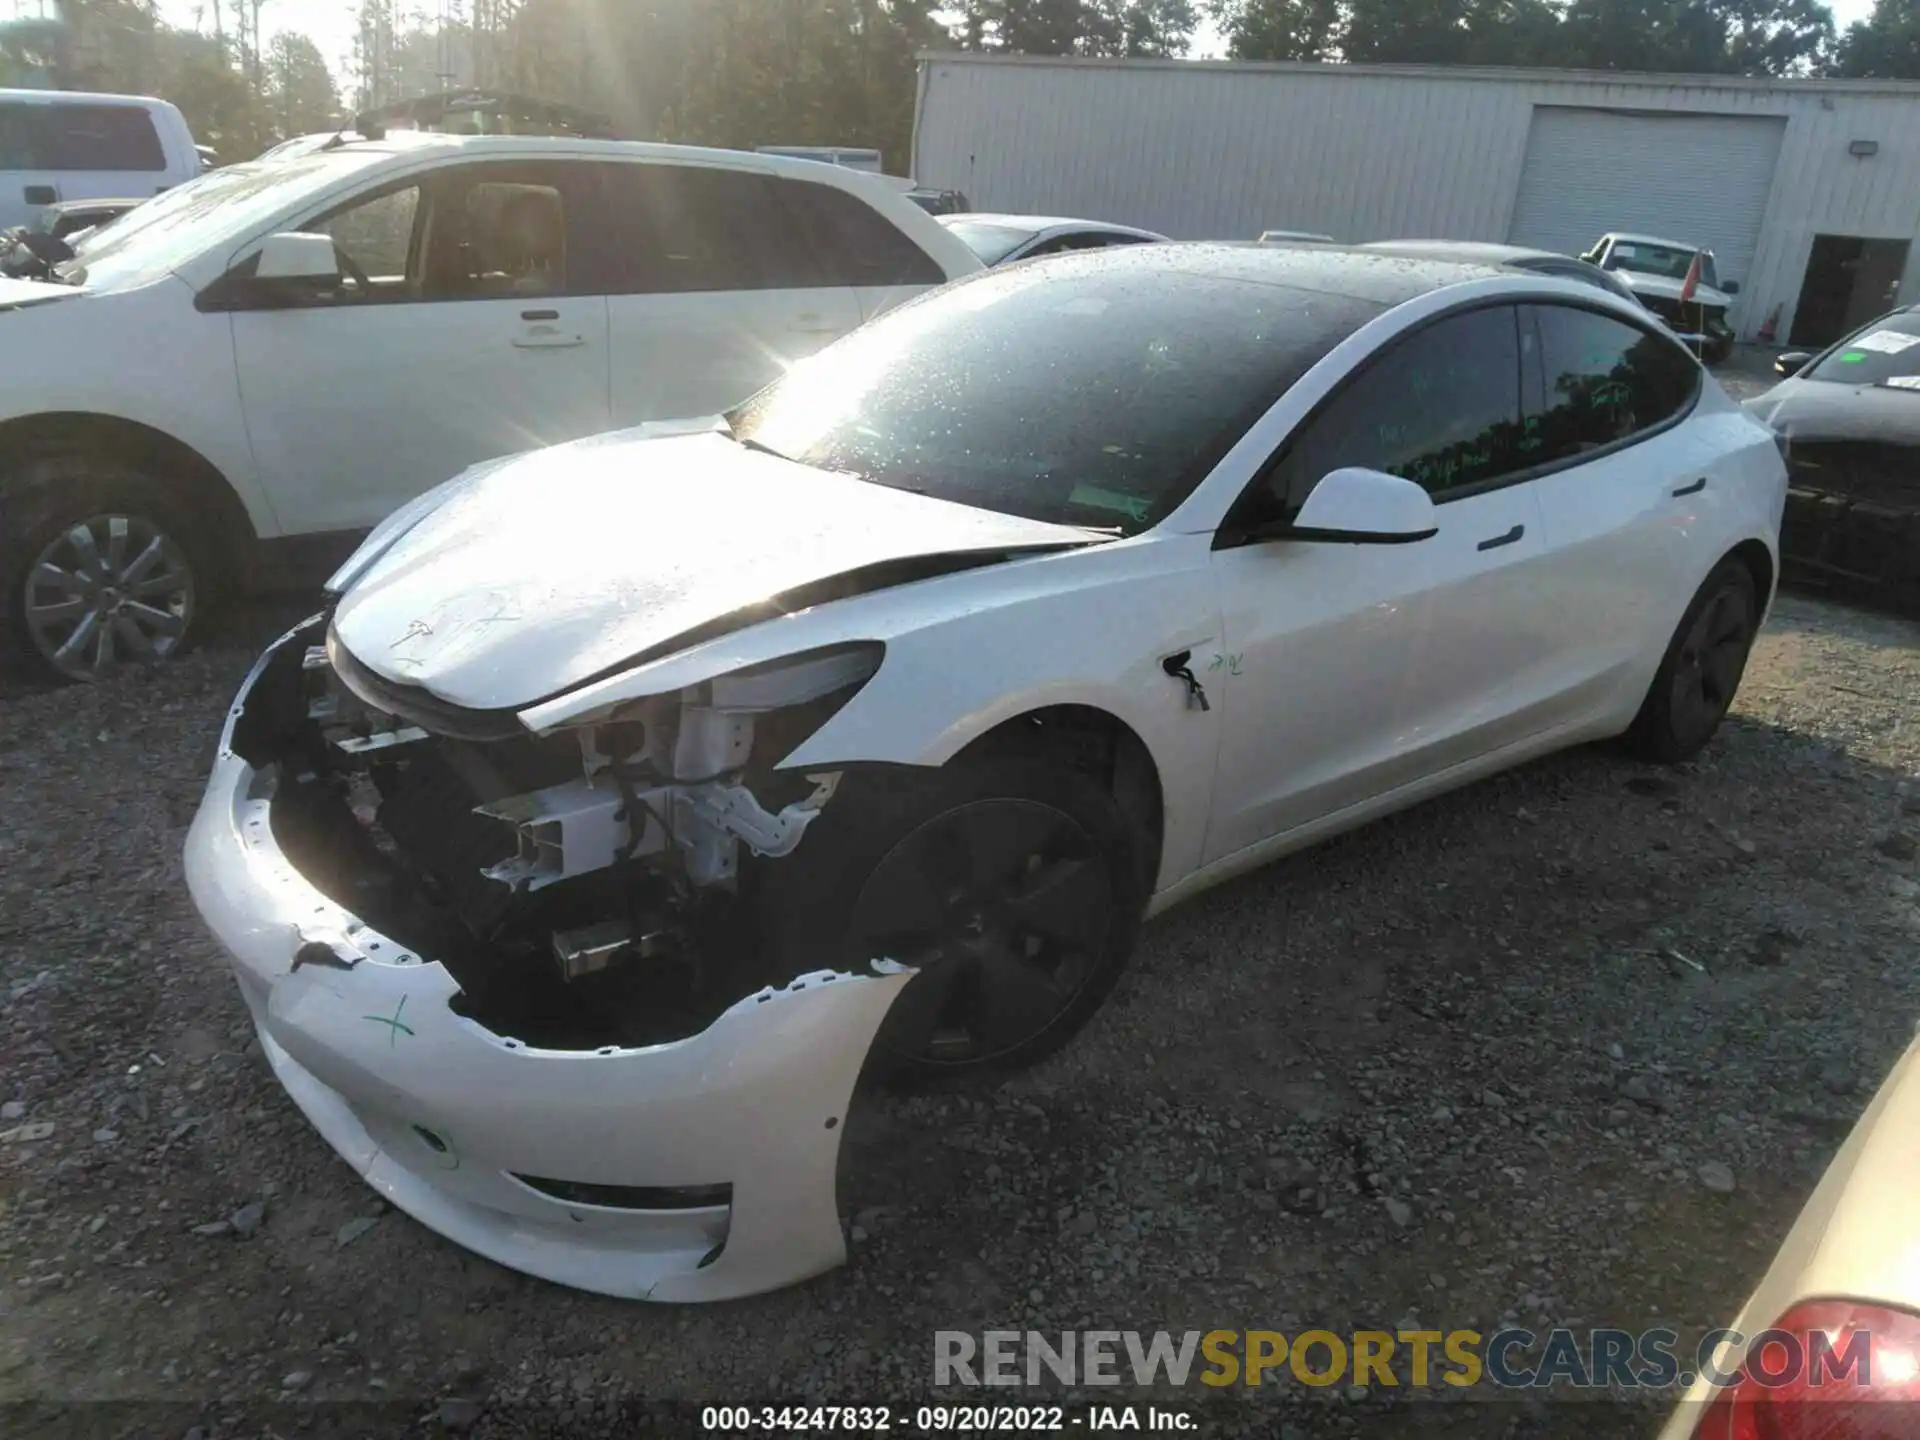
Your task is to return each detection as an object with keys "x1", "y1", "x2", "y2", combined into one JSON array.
[{"x1": 1507, "y1": 107, "x2": 1785, "y2": 290}]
